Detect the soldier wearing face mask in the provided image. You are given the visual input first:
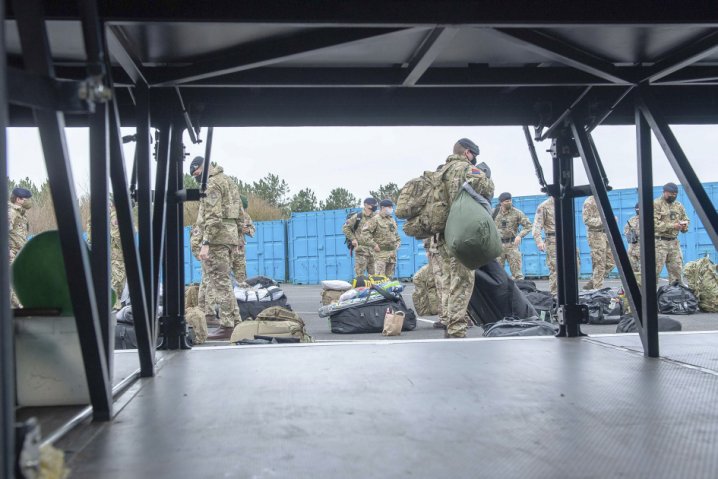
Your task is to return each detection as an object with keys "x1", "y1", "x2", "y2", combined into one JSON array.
[
  {"x1": 343, "y1": 197, "x2": 379, "y2": 276},
  {"x1": 360, "y1": 199, "x2": 401, "y2": 278},
  {"x1": 654, "y1": 182, "x2": 689, "y2": 283},
  {"x1": 8, "y1": 187, "x2": 32, "y2": 307}
]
